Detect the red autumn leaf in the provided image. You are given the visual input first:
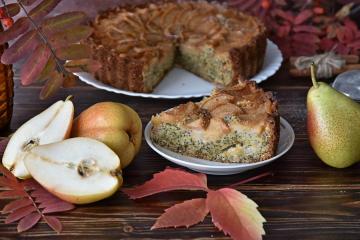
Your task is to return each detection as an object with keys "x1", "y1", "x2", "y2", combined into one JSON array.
[
  {"x1": 292, "y1": 33, "x2": 320, "y2": 43},
  {"x1": 293, "y1": 25, "x2": 321, "y2": 34},
  {"x1": 123, "y1": 168, "x2": 208, "y2": 199},
  {"x1": 21, "y1": 44, "x2": 51, "y2": 86},
  {"x1": 272, "y1": 9, "x2": 294, "y2": 23},
  {"x1": 344, "y1": 18, "x2": 358, "y2": 34},
  {"x1": 5, "y1": 205, "x2": 37, "y2": 224},
  {"x1": 319, "y1": 38, "x2": 336, "y2": 51},
  {"x1": 151, "y1": 198, "x2": 209, "y2": 230},
  {"x1": 294, "y1": 9, "x2": 313, "y2": 25},
  {"x1": 206, "y1": 188, "x2": 266, "y2": 240},
  {"x1": 44, "y1": 216, "x2": 62, "y2": 233},
  {"x1": 42, "y1": 201, "x2": 75, "y2": 214},
  {"x1": 275, "y1": 25, "x2": 291, "y2": 38},
  {"x1": 17, "y1": 212, "x2": 42, "y2": 233},
  {"x1": 2, "y1": 198, "x2": 33, "y2": 214}
]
